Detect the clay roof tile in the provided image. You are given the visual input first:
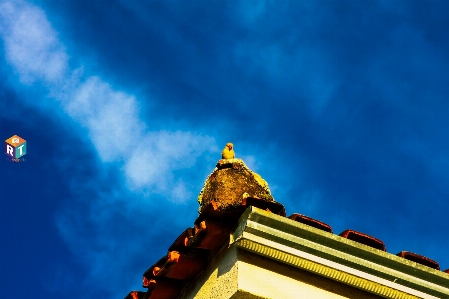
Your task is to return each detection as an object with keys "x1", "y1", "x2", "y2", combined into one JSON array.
[
  {"x1": 288, "y1": 213, "x2": 333, "y2": 233},
  {"x1": 339, "y1": 229, "x2": 386, "y2": 251},
  {"x1": 396, "y1": 251, "x2": 440, "y2": 270}
]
